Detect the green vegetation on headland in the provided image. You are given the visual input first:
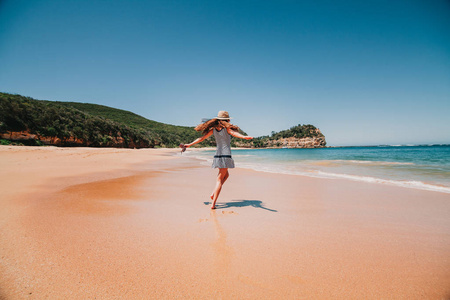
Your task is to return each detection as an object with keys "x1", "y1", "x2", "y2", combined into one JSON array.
[
  {"x1": 0, "y1": 92, "x2": 325, "y2": 148},
  {"x1": 245, "y1": 124, "x2": 326, "y2": 148},
  {"x1": 0, "y1": 92, "x2": 204, "y2": 148}
]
